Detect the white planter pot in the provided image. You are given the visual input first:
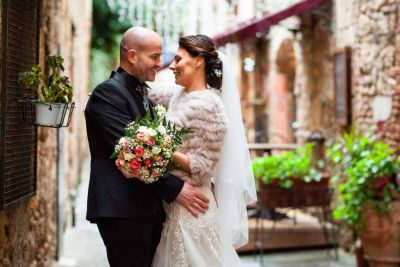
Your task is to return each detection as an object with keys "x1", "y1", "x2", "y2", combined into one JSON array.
[
  {"x1": 56, "y1": 102, "x2": 73, "y2": 127},
  {"x1": 35, "y1": 102, "x2": 64, "y2": 127}
]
